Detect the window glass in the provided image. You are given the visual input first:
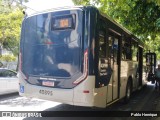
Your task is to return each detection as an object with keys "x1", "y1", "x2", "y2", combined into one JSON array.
[
  {"x1": 3, "y1": 70, "x2": 16, "y2": 77},
  {"x1": 0, "y1": 70, "x2": 16, "y2": 77},
  {"x1": 0, "y1": 70, "x2": 5, "y2": 77},
  {"x1": 108, "y1": 36, "x2": 118, "y2": 64},
  {"x1": 113, "y1": 38, "x2": 118, "y2": 62},
  {"x1": 23, "y1": 11, "x2": 82, "y2": 77},
  {"x1": 108, "y1": 36, "x2": 112, "y2": 58},
  {"x1": 99, "y1": 32, "x2": 105, "y2": 58},
  {"x1": 132, "y1": 41, "x2": 138, "y2": 61},
  {"x1": 122, "y1": 38, "x2": 132, "y2": 60}
]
